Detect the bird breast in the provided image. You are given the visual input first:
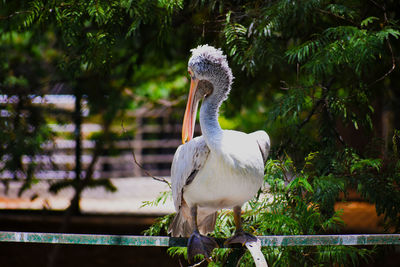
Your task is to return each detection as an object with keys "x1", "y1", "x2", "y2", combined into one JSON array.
[{"x1": 183, "y1": 131, "x2": 264, "y2": 210}]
